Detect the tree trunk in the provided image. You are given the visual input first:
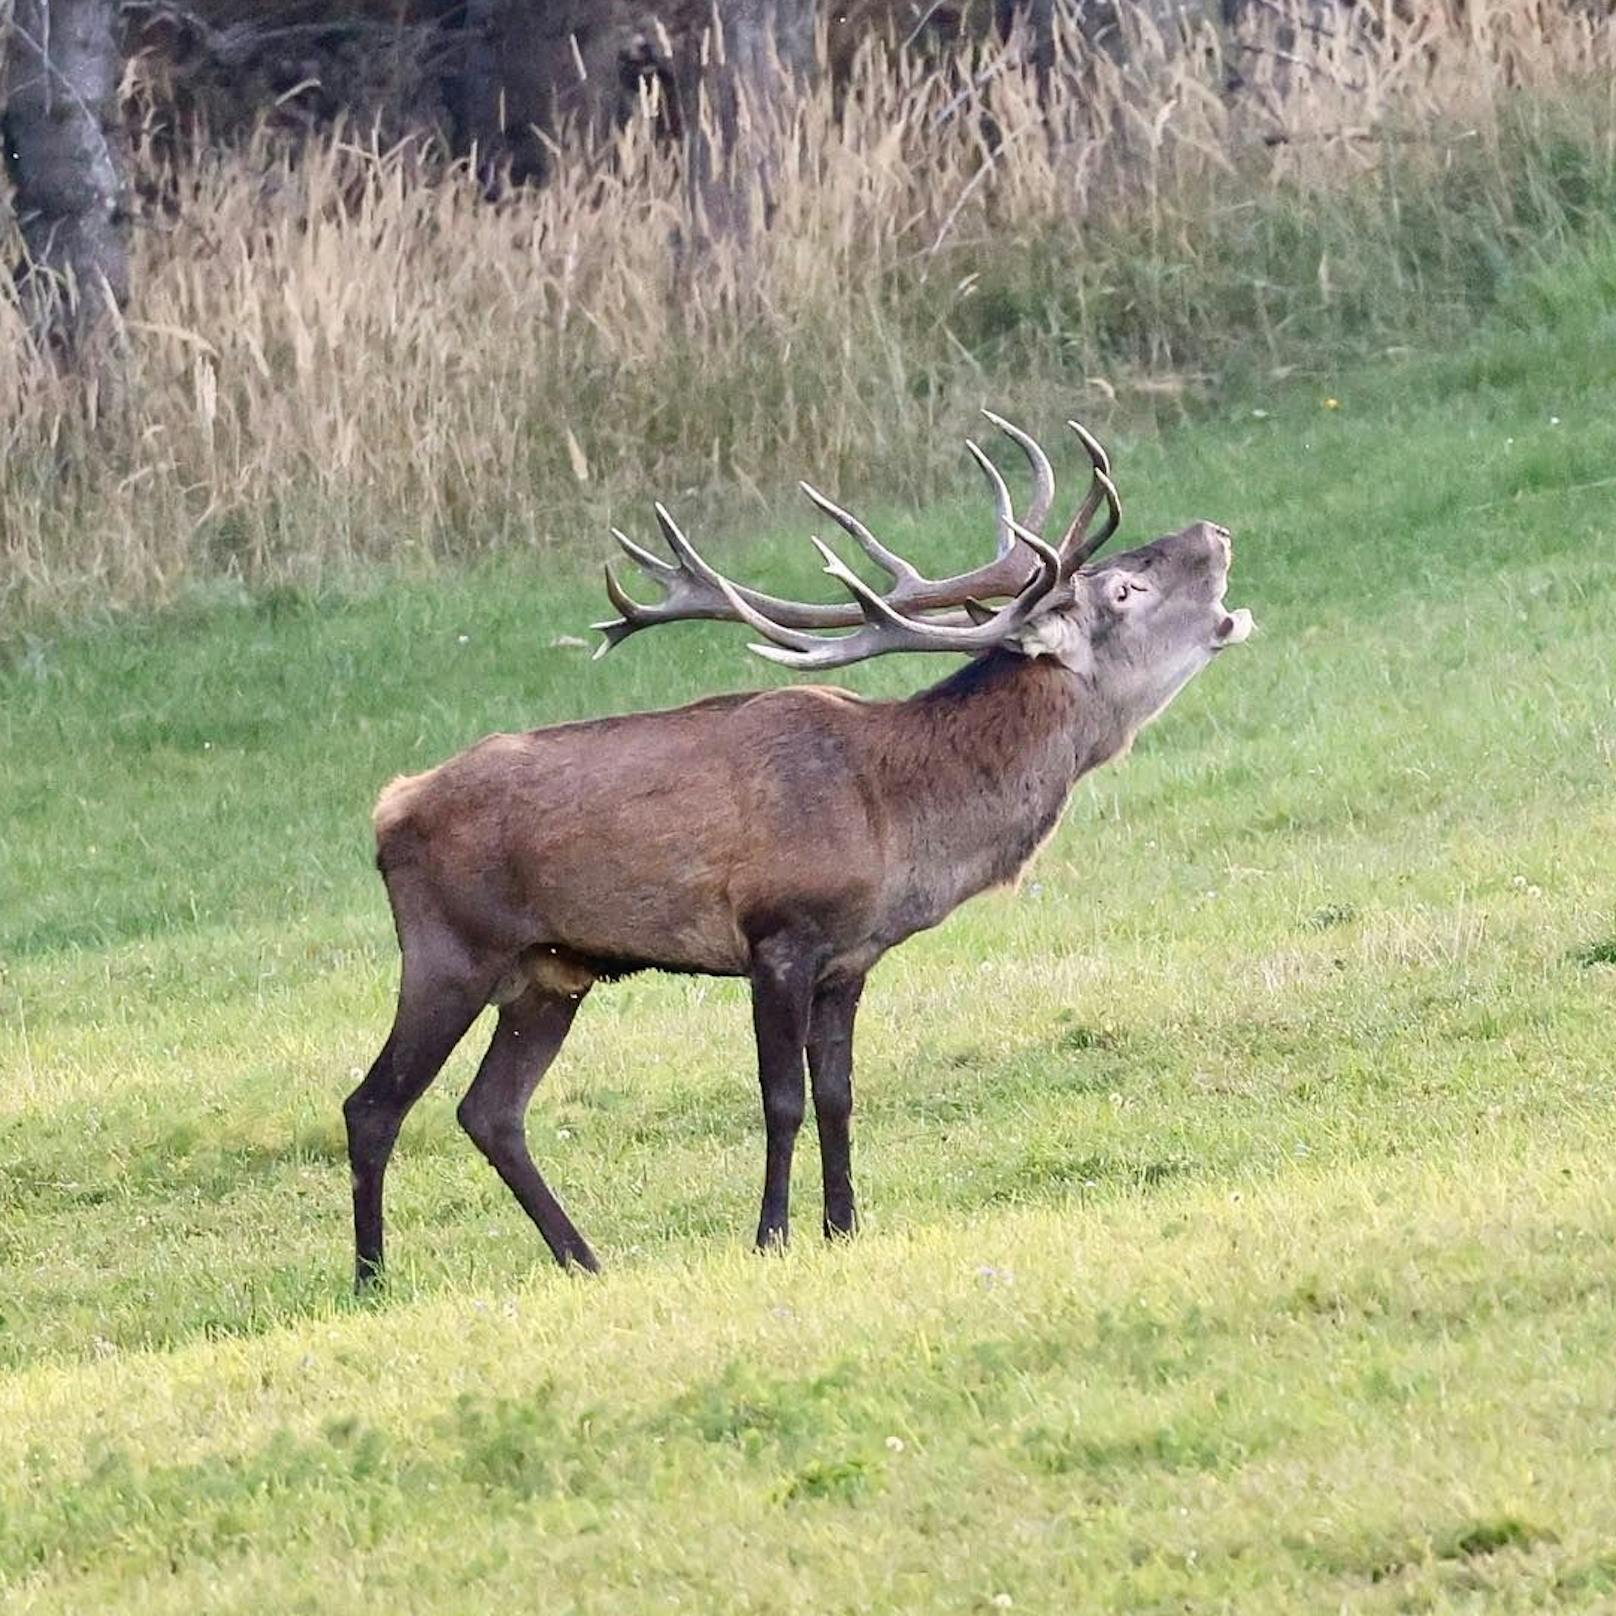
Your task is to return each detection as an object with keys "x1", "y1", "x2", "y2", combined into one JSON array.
[
  {"x1": 2, "y1": 0, "x2": 131, "y2": 364},
  {"x1": 456, "y1": 0, "x2": 512, "y2": 186},
  {"x1": 686, "y1": 0, "x2": 819, "y2": 243}
]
